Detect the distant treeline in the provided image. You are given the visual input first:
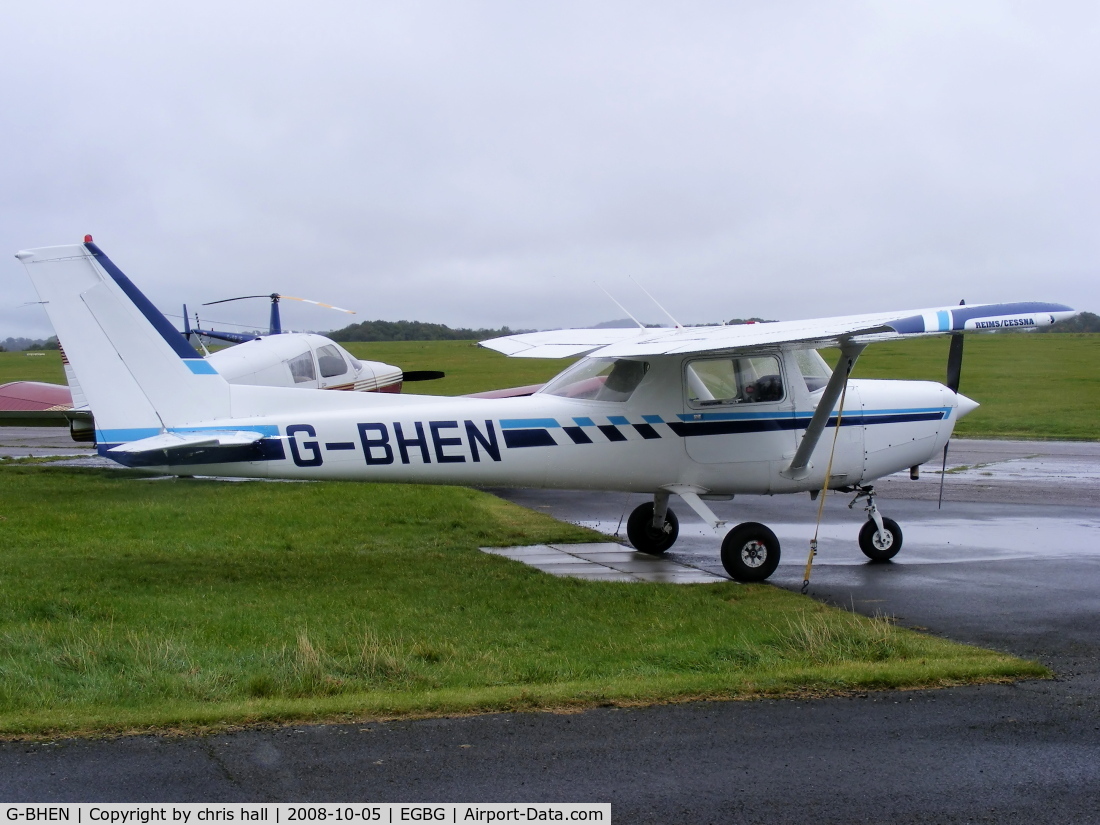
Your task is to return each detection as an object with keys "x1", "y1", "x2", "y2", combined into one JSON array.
[
  {"x1": 0, "y1": 336, "x2": 59, "y2": 352},
  {"x1": 328, "y1": 319, "x2": 532, "y2": 342},
  {"x1": 328, "y1": 317, "x2": 781, "y2": 342}
]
